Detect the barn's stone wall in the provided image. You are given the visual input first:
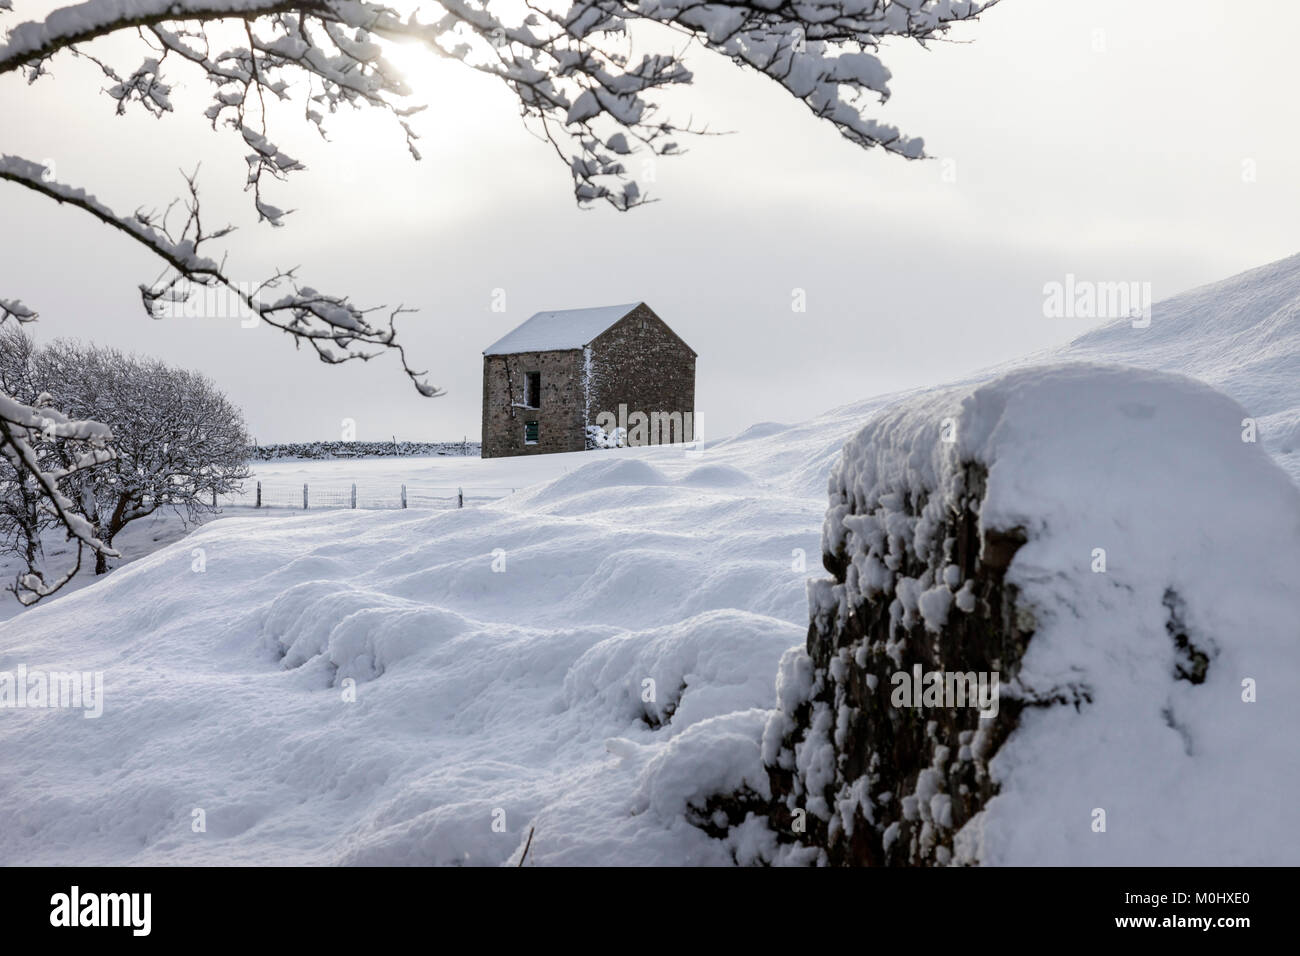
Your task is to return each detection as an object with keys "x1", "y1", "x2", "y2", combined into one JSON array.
[
  {"x1": 482, "y1": 303, "x2": 696, "y2": 458},
  {"x1": 481, "y1": 349, "x2": 586, "y2": 458},
  {"x1": 586, "y1": 304, "x2": 696, "y2": 445}
]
